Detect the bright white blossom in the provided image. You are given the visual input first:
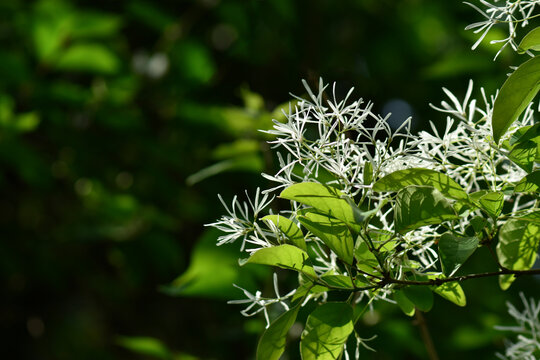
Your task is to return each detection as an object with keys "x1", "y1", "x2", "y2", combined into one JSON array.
[
  {"x1": 208, "y1": 78, "x2": 537, "y2": 346},
  {"x1": 465, "y1": 0, "x2": 540, "y2": 58}
]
